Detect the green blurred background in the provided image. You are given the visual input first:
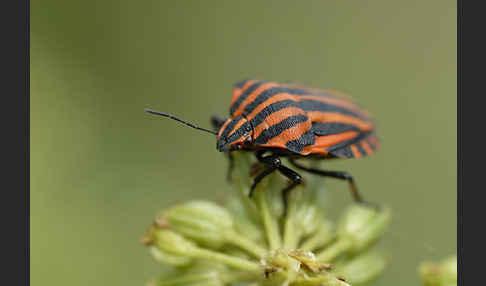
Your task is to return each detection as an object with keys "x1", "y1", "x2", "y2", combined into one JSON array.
[{"x1": 31, "y1": 1, "x2": 456, "y2": 285}]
